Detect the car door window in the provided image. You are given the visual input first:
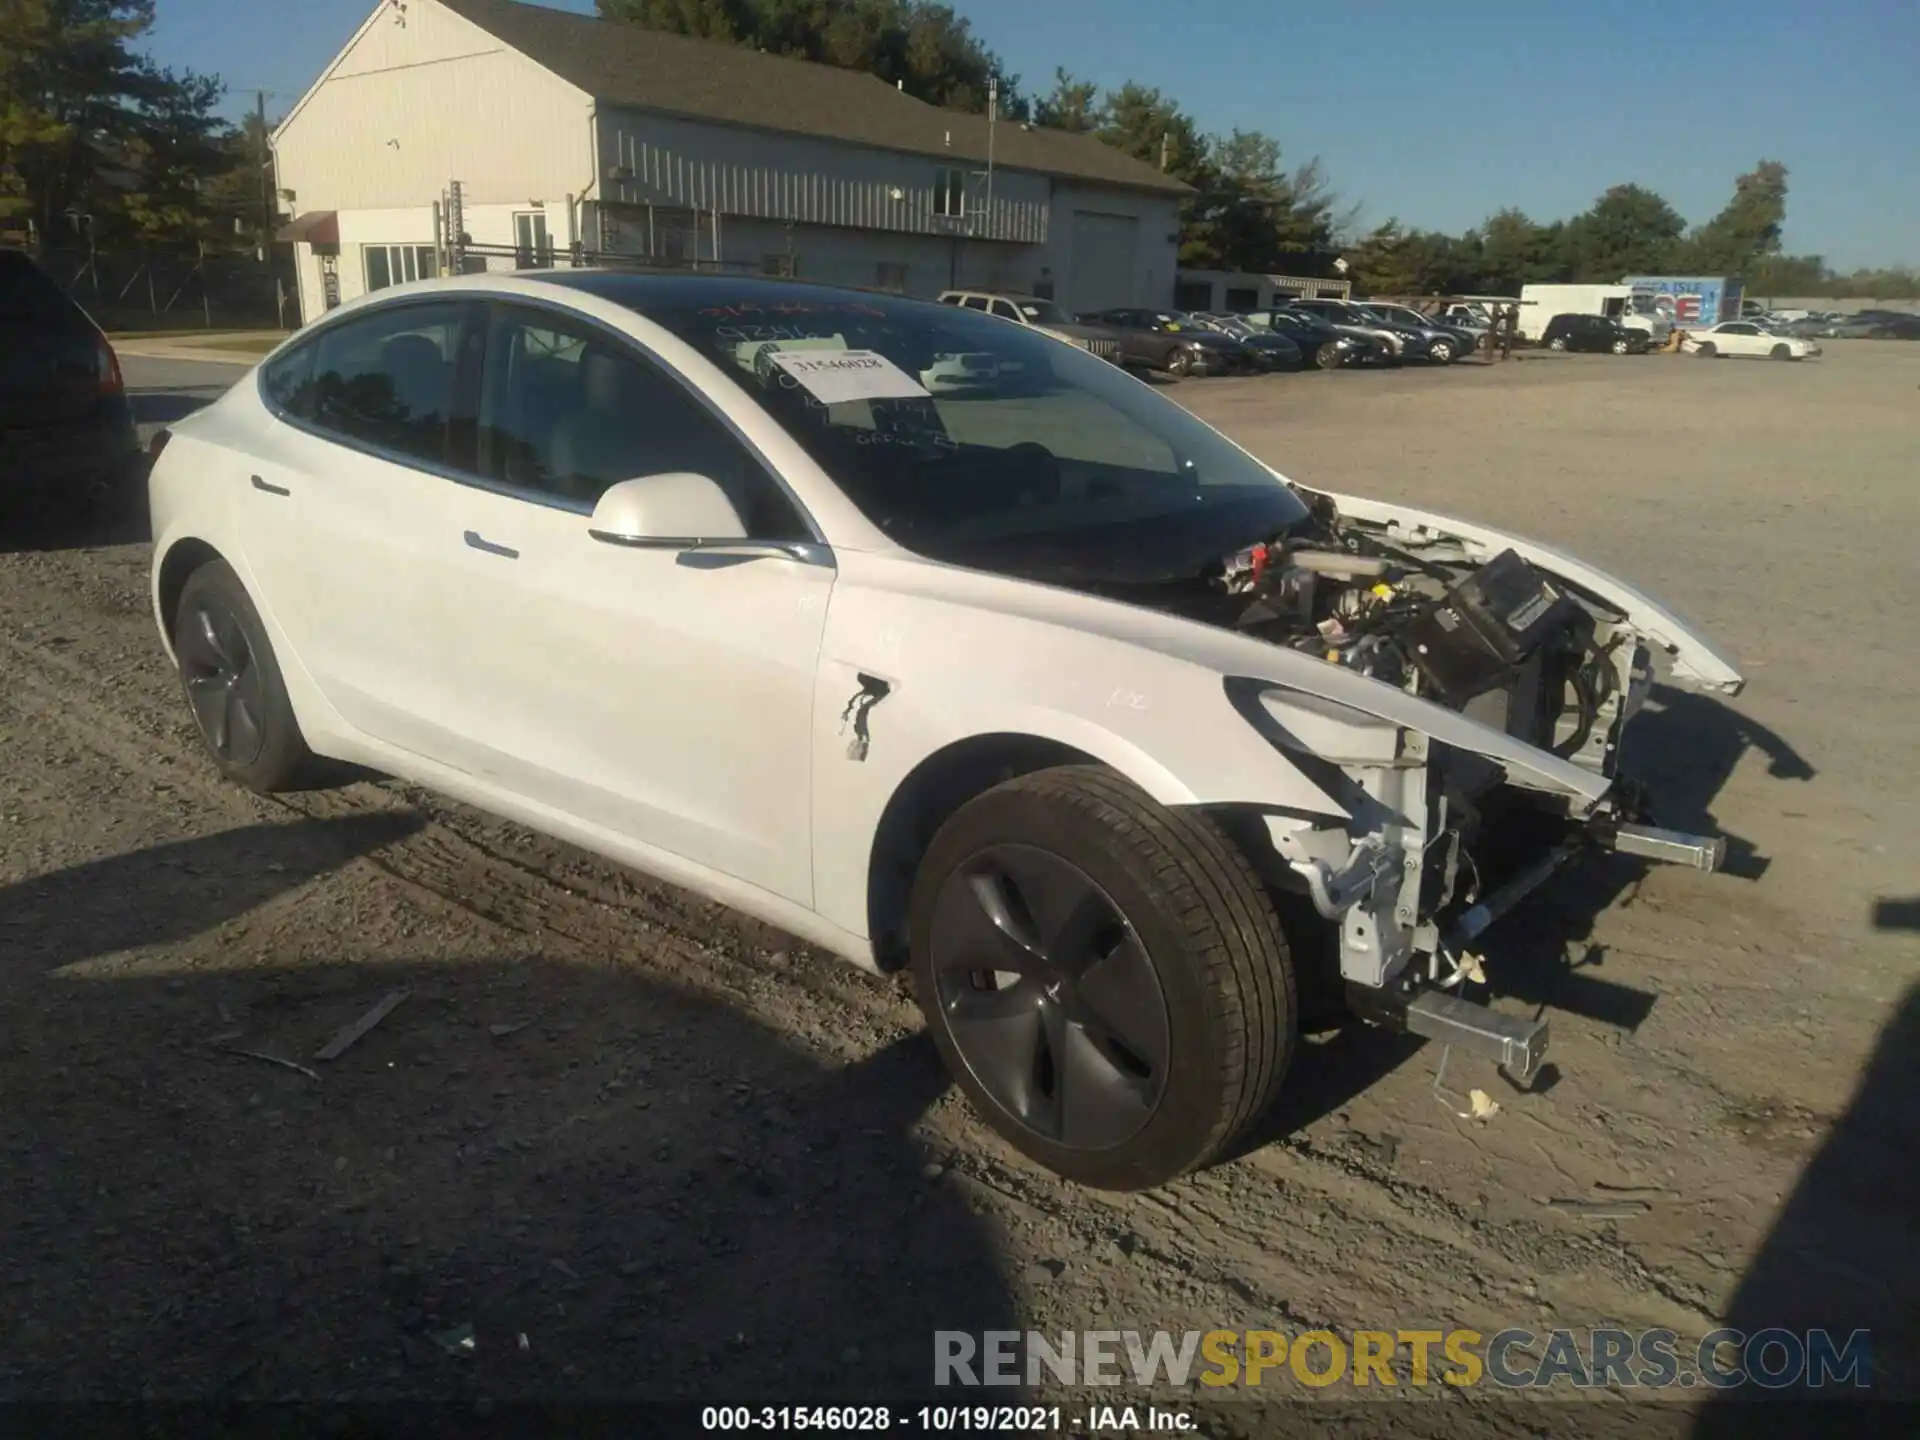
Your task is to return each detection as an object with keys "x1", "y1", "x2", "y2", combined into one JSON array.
[
  {"x1": 961, "y1": 296, "x2": 989, "y2": 312},
  {"x1": 989, "y1": 300, "x2": 1021, "y2": 322},
  {"x1": 292, "y1": 301, "x2": 477, "y2": 468},
  {"x1": 476, "y1": 304, "x2": 810, "y2": 539}
]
